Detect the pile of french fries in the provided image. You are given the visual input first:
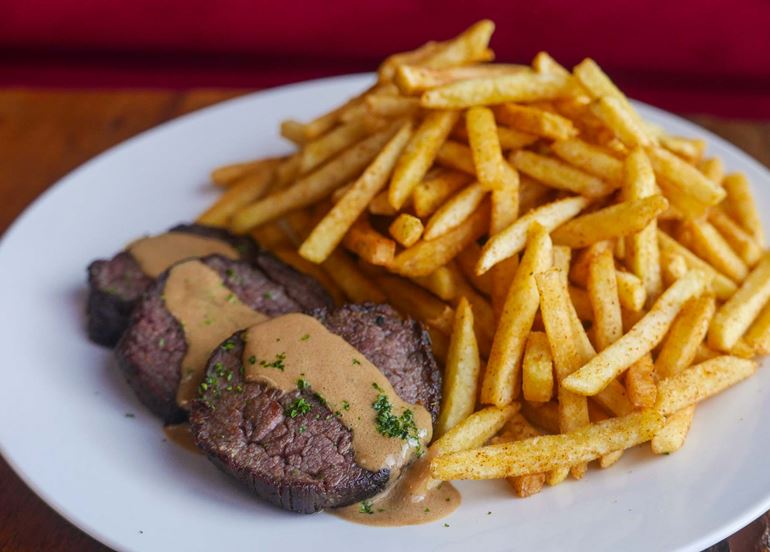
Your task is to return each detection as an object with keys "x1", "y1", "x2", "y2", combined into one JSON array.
[{"x1": 199, "y1": 20, "x2": 768, "y2": 498}]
